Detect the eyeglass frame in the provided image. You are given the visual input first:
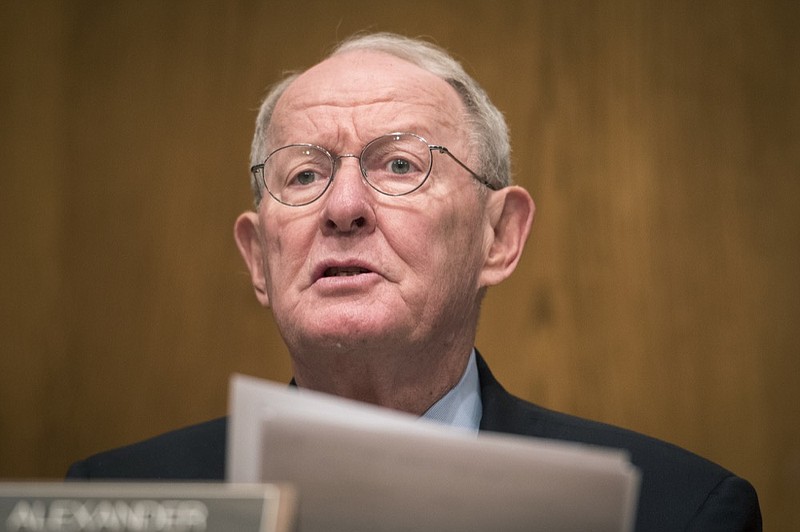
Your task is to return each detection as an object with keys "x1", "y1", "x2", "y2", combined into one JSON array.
[{"x1": 250, "y1": 132, "x2": 499, "y2": 207}]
